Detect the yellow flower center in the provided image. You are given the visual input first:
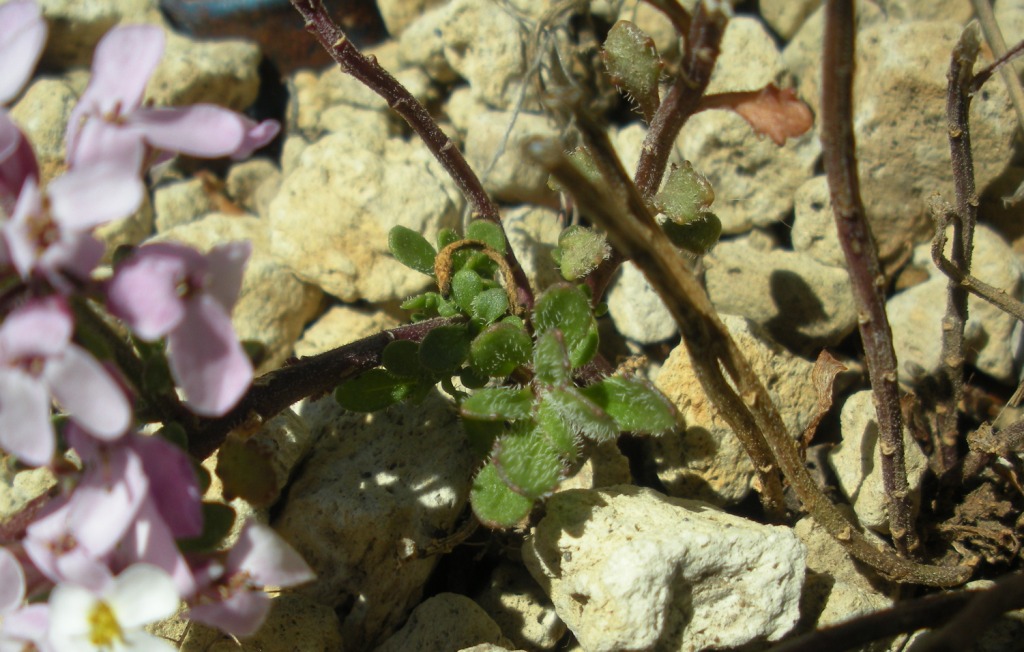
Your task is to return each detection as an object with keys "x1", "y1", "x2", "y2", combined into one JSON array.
[{"x1": 87, "y1": 601, "x2": 123, "y2": 649}]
